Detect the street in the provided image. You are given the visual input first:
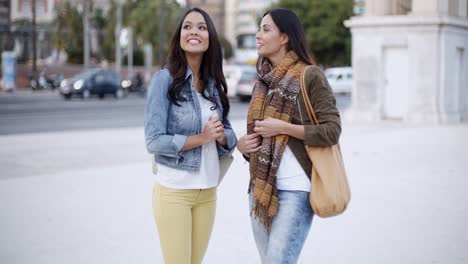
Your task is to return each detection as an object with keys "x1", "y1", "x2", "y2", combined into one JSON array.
[
  {"x1": 0, "y1": 90, "x2": 351, "y2": 135},
  {"x1": 0, "y1": 91, "x2": 252, "y2": 135},
  {"x1": 1, "y1": 90, "x2": 466, "y2": 264}
]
